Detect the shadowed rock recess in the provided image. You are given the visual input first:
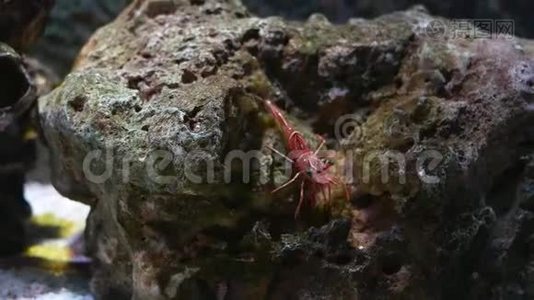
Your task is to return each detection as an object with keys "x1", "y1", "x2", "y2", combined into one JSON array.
[{"x1": 39, "y1": 0, "x2": 534, "y2": 299}]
